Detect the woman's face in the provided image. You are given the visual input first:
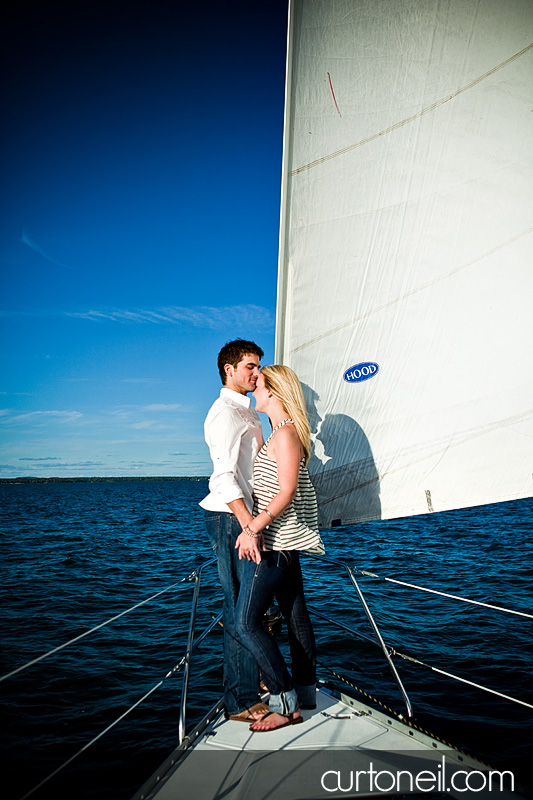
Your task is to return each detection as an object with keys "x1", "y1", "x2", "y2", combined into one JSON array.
[{"x1": 252, "y1": 372, "x2": 270, "y2": 413}]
